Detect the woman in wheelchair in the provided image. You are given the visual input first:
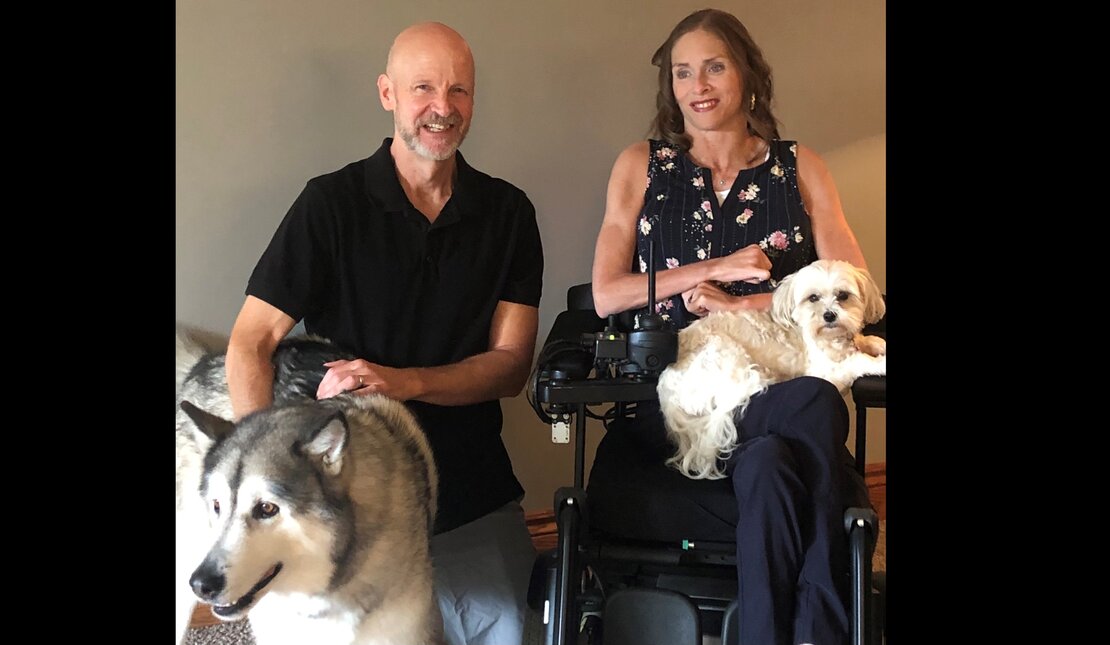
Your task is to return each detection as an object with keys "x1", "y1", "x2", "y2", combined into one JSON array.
[{"x1": 591, "y1": 9, "x2": 877, "y2": 645}]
